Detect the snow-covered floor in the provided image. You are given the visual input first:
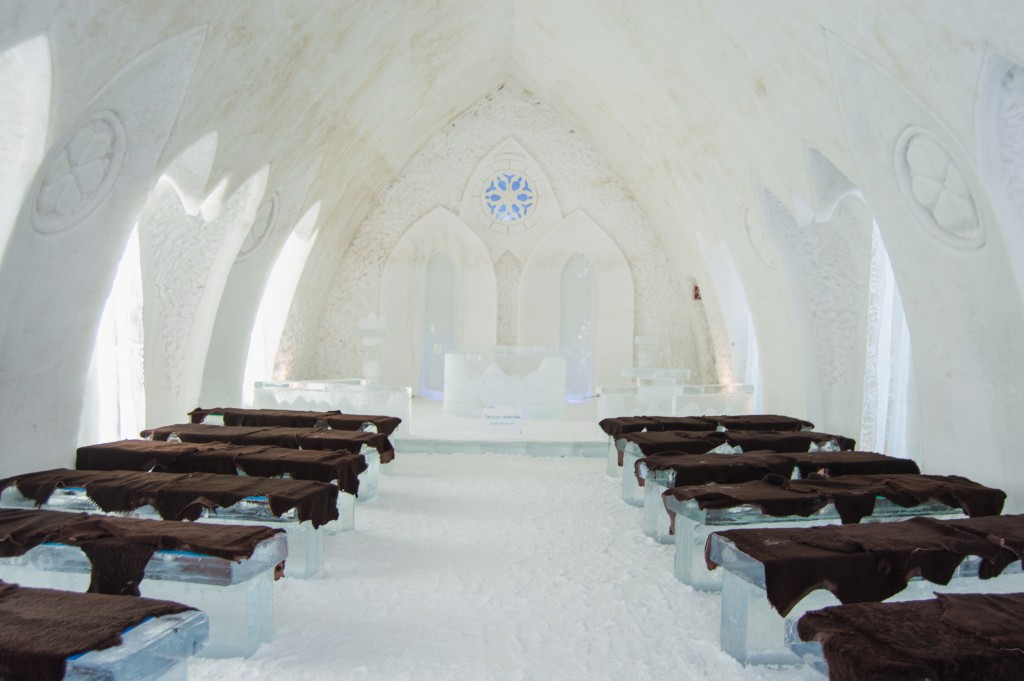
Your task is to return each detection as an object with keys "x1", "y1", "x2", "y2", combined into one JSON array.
[{"x1": 189, "y1": 453, "x2": 821, "y2": 681}]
